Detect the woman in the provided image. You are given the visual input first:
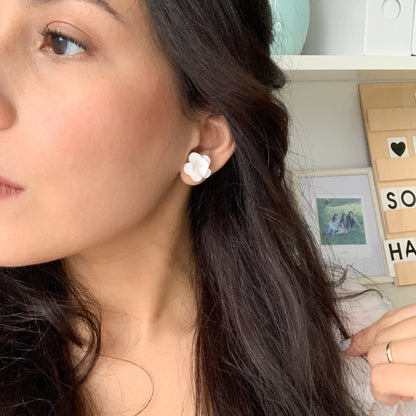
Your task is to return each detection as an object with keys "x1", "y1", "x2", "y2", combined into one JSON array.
[
  {"x1": 346, "y1": 211, "x2": 360, "y2": 232},
  {"x1": 0, "y1": 1, "x2": 362, "y2": 415},
  {"x1": 326, "y1": 213, "x2": 340, "y2": 235},
  {"x1": 335, "y1": 213, "x2": 349, "y2": 235}
]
